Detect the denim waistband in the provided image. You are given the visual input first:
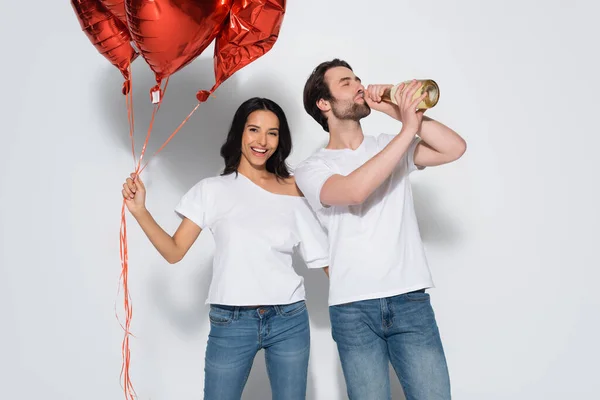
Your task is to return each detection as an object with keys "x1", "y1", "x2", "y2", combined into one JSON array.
[{"x1": 210, "y1": 300, "x2": 305, "y2": 311}]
